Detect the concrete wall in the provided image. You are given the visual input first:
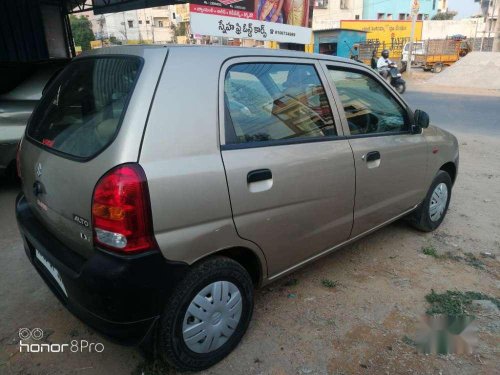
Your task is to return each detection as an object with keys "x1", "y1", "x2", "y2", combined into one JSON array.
[
  {"x1": 101, "y1": 7, "x2": 173, "y2": 43},
  {"x1": 422, "y1": 19, "x2": 487, "y2": 40},
  {"x1": 313, "y1": 0, "x2": 364, "y2": 31}
]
